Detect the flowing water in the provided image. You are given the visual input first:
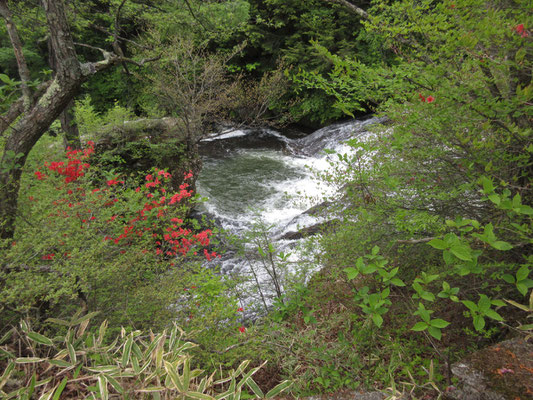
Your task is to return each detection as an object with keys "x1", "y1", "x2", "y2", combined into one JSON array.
[{"x1": 196, "y1": 117, "x2": 385, "y2": 311}]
